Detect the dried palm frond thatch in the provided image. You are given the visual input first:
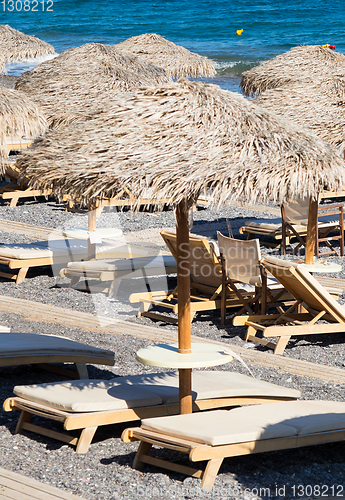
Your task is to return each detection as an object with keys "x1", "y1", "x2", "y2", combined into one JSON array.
[
  {"x1": 16, "y1": 42, "x2": 171, "y2": 98},
  {"x1": 0, "y1": 24, "x2": 55, "y2": 74},
  {"x1": 116, "y1": 33, "x2": 216, "y2": 78},
  {"x1": 15, "y1": 42, "x2": 172, "y2": 127},
  {"x1": 17, "y1": 80, "x2": 344, "y2": 208},
  {"x1": 254, "y1": 75, "x2": 345, "y2": 153},
  {"x1": 241, "y1": 45, "x2": 345, "y2": 96},
  {"x1": 0, "y1": 87, "x2": 47, "y2": 170}
]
